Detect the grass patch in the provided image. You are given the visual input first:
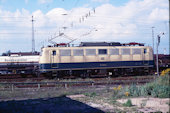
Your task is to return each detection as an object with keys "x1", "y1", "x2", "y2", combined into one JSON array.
[
  {"x1": 84, "y1": 92, "x2": 97, "y2": 97},
  {"x1": 109, "y1": 73, "x2": 170, "y2": 108},
  {"x1": 122, "y1": 73, "x2": 170, "y2": 98}
]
